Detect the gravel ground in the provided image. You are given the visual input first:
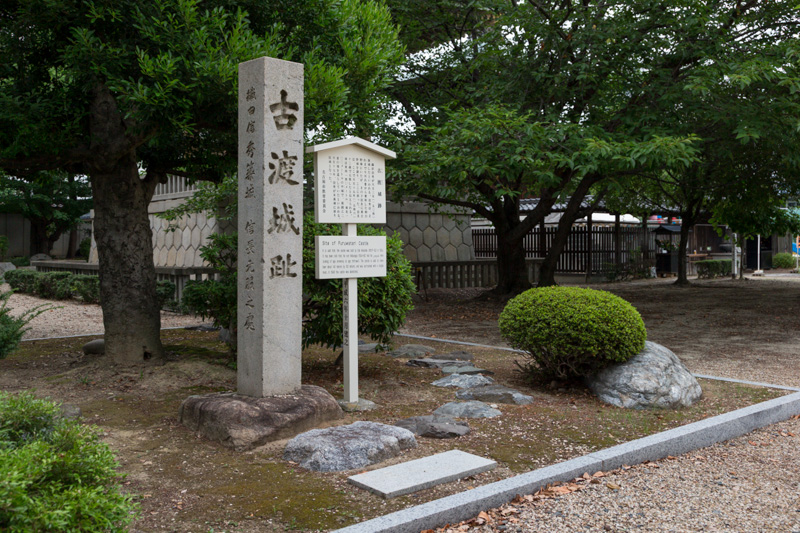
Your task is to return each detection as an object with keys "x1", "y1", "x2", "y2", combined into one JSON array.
[
  {"x1": 3, "y1": 284, "x2": 208, "y2": 339},
  {"x1": 457, "y1": 416, "x2": 800, "y2": 532}
]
